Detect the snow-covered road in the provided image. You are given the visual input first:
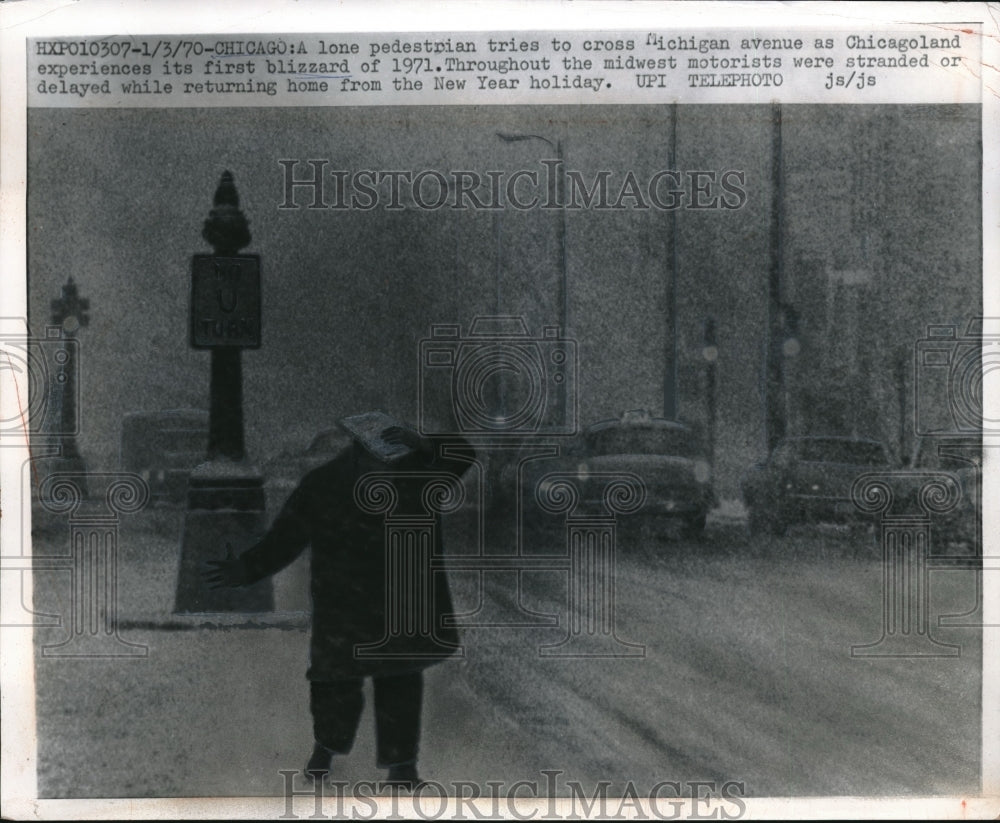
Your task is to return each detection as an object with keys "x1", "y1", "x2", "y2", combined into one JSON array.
[{"x1": 30, "y1": 513, "x2": 981, "y2": 799}]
